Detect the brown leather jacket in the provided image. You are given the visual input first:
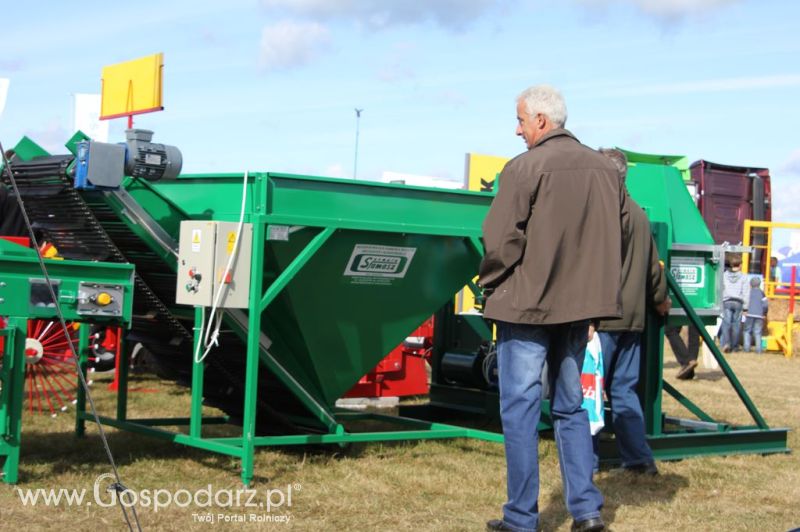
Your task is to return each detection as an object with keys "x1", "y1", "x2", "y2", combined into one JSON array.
[
  {"x1": 478, "y1": 129, "x2": 626, "y2": 325},
  {"x1": 598, "y1": 199, "x2": 667, "y2": 332}
]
